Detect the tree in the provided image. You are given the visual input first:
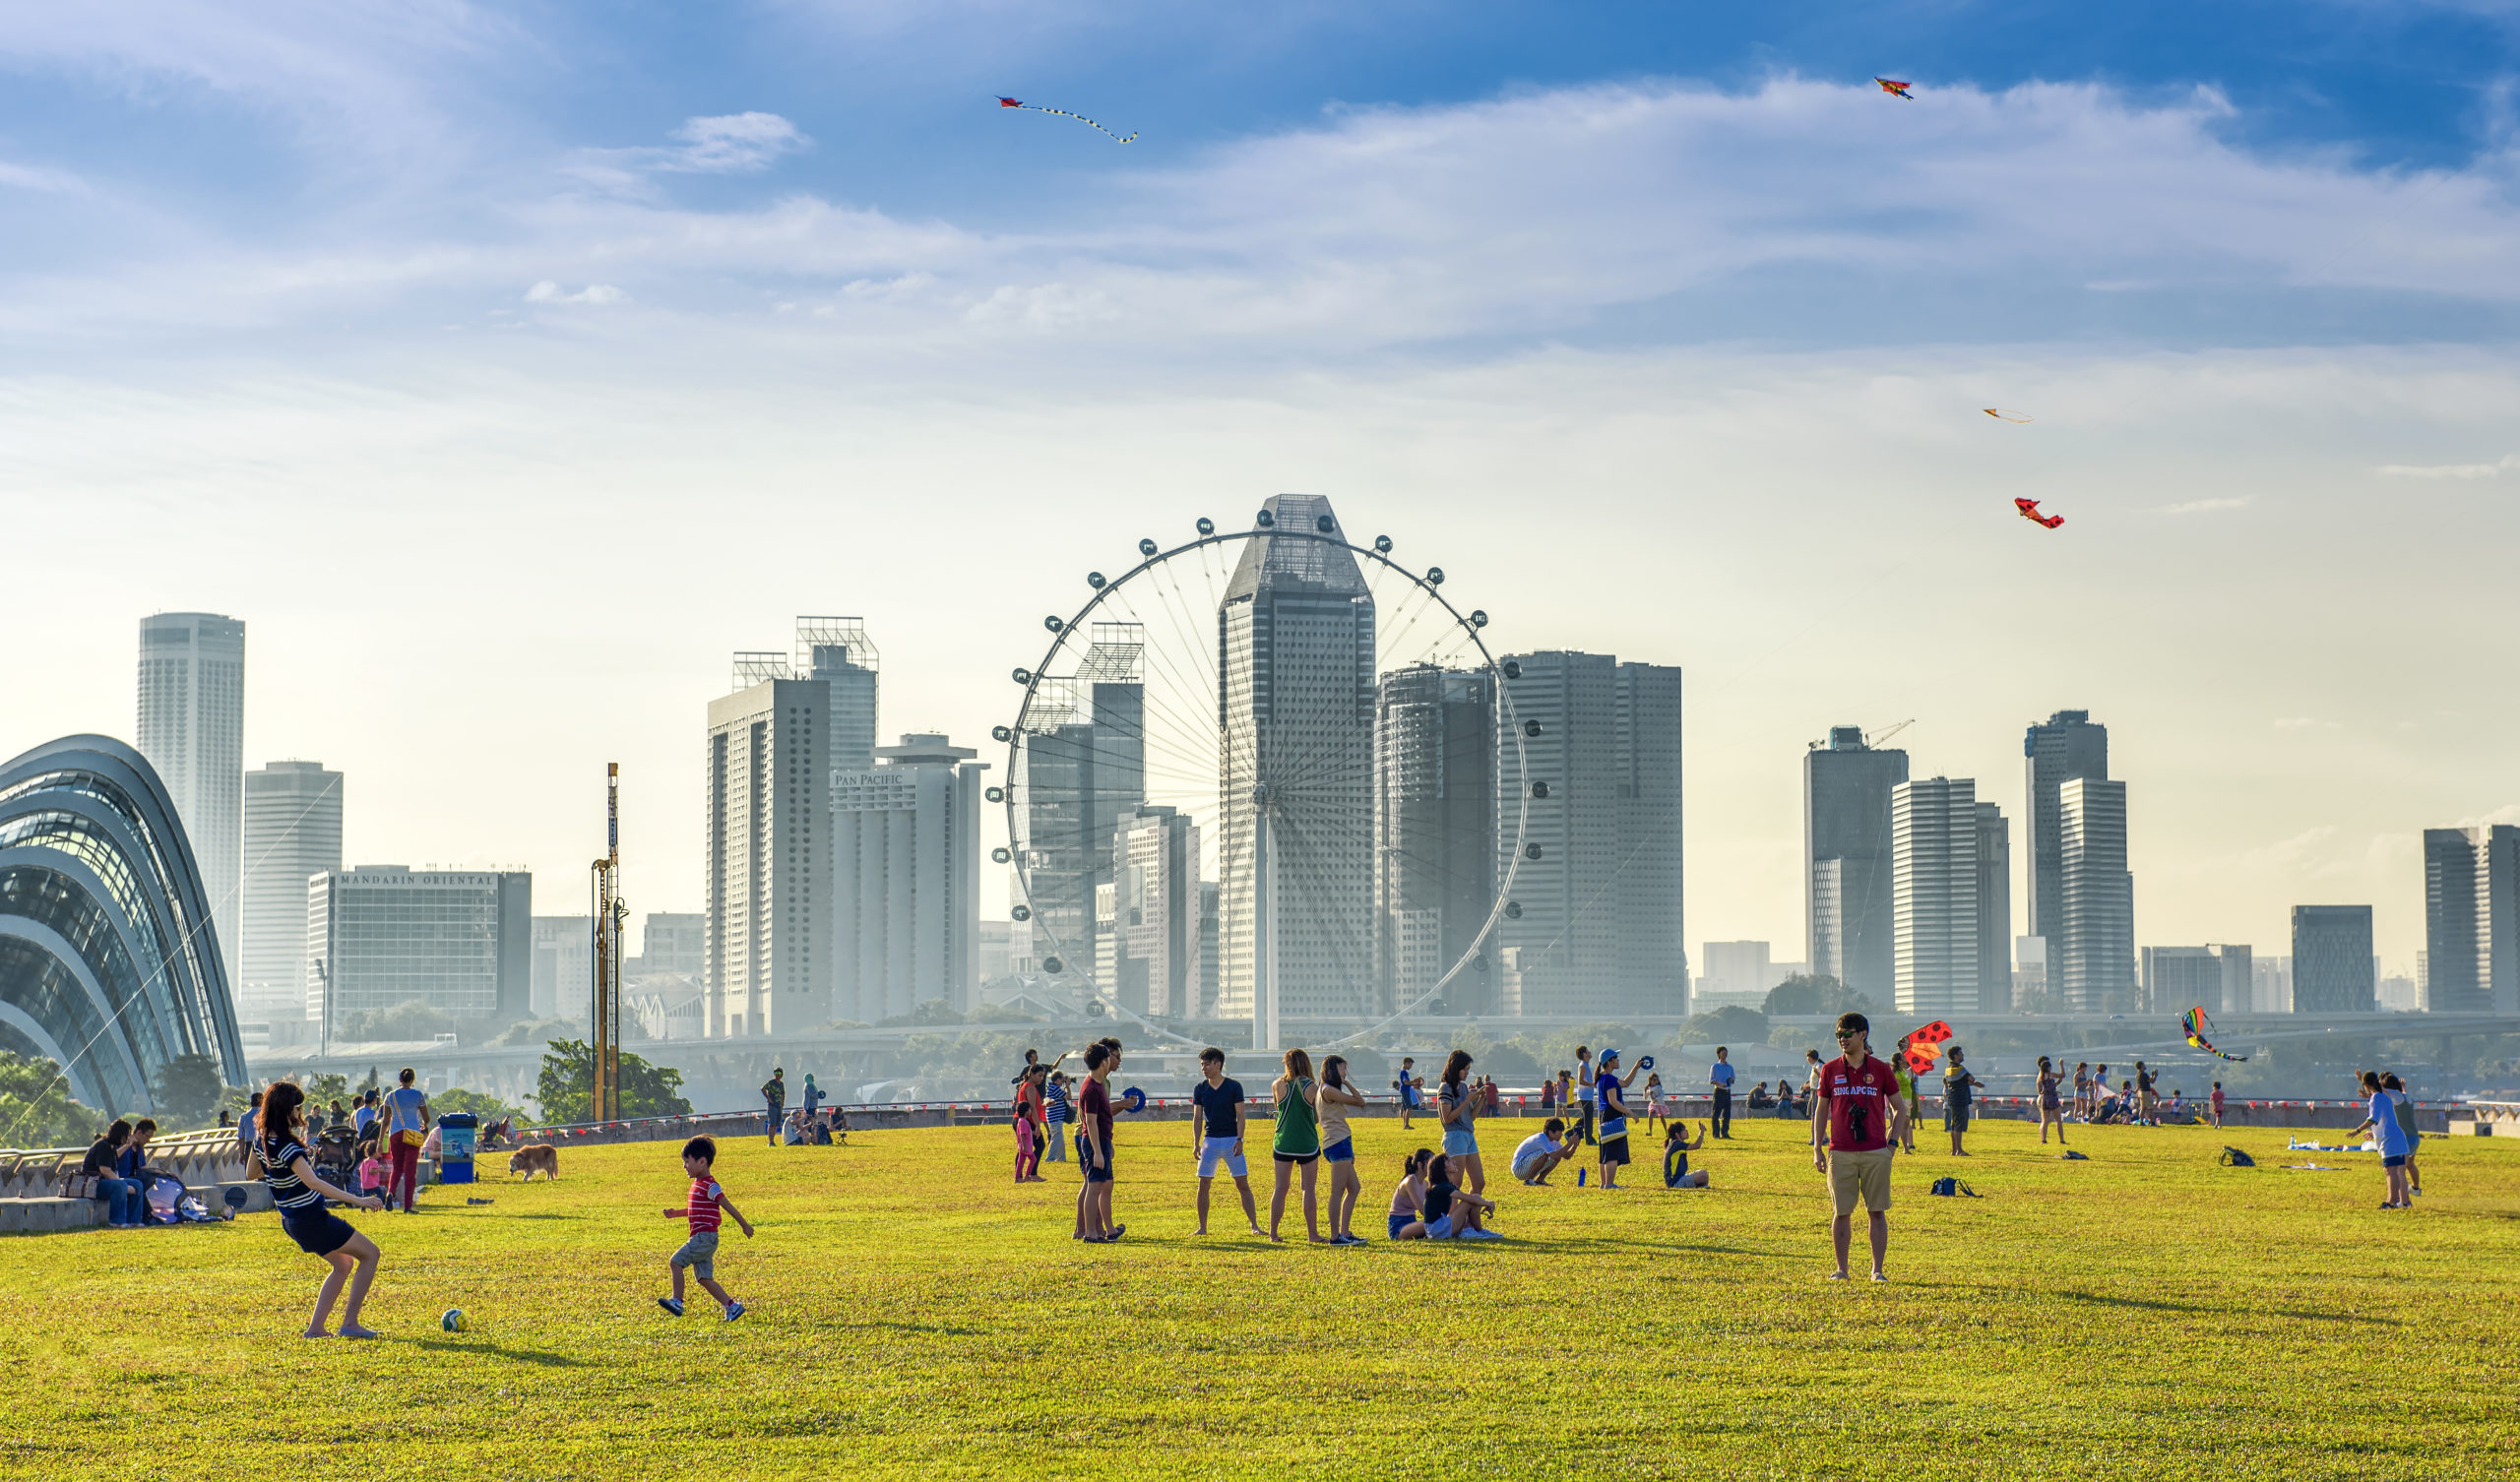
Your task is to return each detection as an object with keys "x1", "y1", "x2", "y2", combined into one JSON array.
[
  {"x1": 535, "y1": 1039, "x2": 691, "y2": 1123},
  {"x1": 340, "y1": 999, "x2": 456, "y2": 1043},
  {"x1": 1677, "y1": 1005, "x2": 1769, "y2": 1046},
  {"x1": 1763, "y1": 973, "x2": 1876, "y2": 1018},
  {"x1": 433, "y1": 1086, "x2": 524, "y2": 1127},
  {"x1": 0, "y1": 1050, "x2": 98, "y2": 1147},
  {"x1": 151, "y1": 1053, "x2": 225, "y2": 1127}
]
